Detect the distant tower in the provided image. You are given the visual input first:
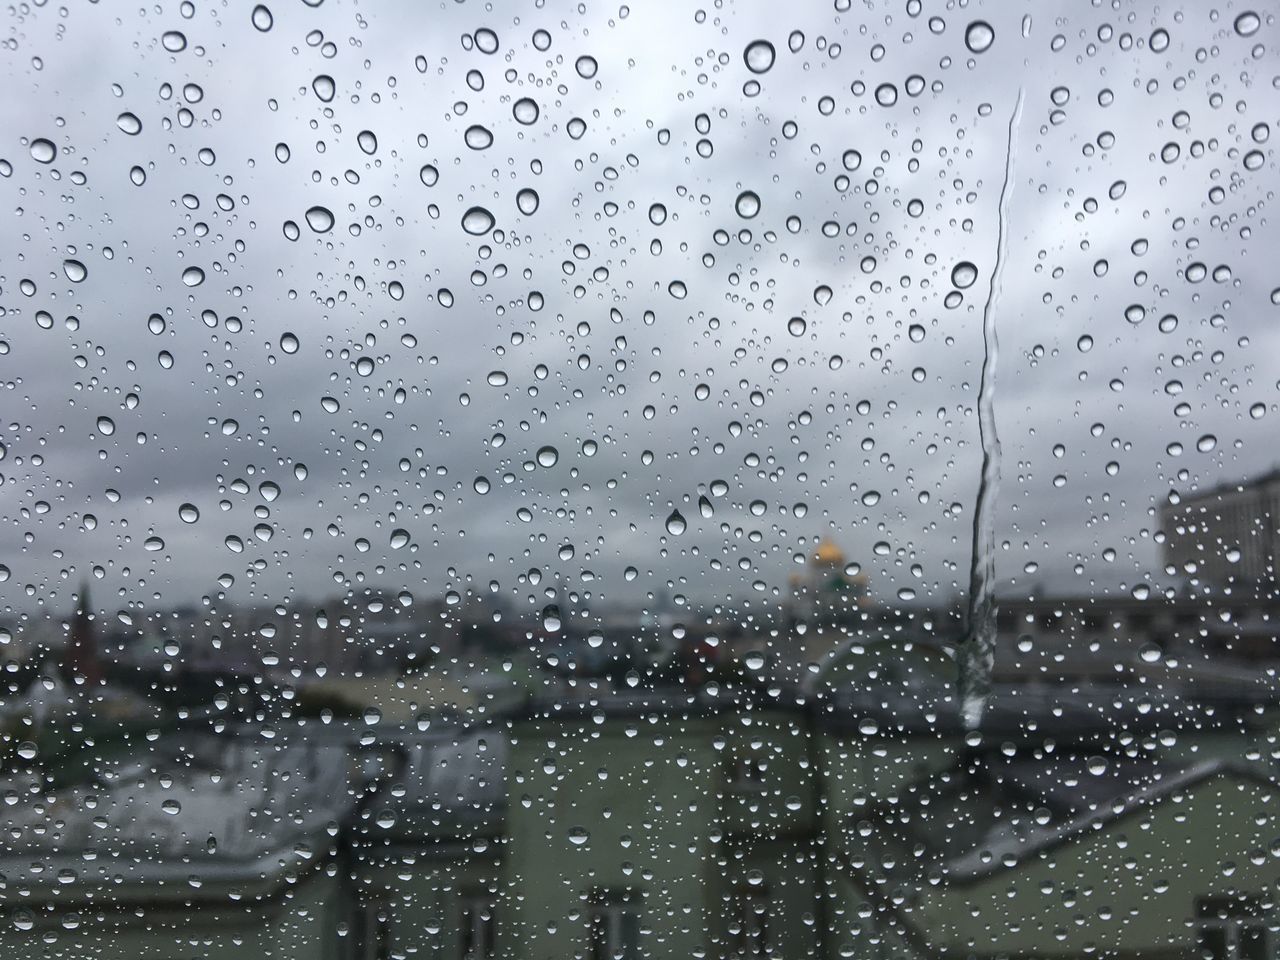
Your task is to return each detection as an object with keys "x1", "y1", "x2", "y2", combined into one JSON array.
[
  {"x1": 62, "y1": 581, "x2": 102, "y2": 687},
  {"x1": 788, "y1": 537, "x2": 869, "y2": 626}
]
